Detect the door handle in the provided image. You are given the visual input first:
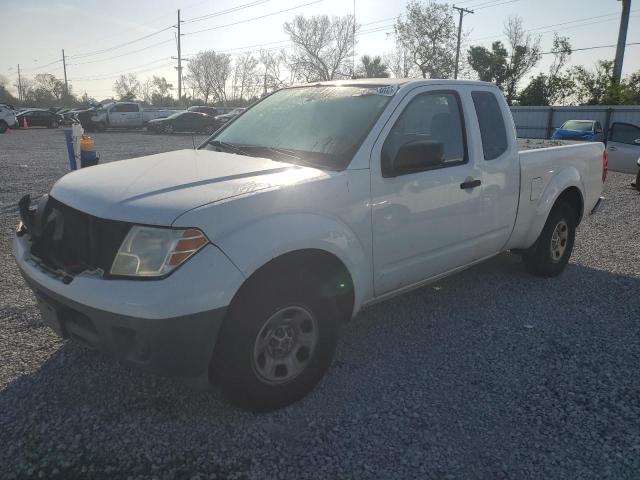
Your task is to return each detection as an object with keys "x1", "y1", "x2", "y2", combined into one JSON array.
[
  {"x1": 608, "y1": 146, "x2": 617, "y2": 151},
  {"x1": 460, "y1": 179, "x2": 481, "y2": 189}
]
